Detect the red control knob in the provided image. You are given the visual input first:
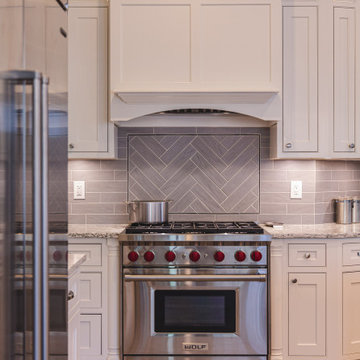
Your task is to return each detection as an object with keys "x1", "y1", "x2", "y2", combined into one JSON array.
[
  {"x1": 189, "y1": 250, "x2": 201, "y2": 262},
  {"x1": 214, "y1": 251, "x2": 225, "y2": 262},
  {"x1": 251, "y1": 250, "x2": 262, "y2": 262},
  {"x1": 128, "y1": 251, "x2": 139, "y2": 262},
  {"x1": 165, "y1": 250, "x2": 176, "y2": 262},
  {"x1": 53, "y1": 250, "x2": 62, "y2": 261},
  {"x1": 144, "y1": 251, "x2": 155, "y2": 262},
  {"x1": 235, "y1": 250, "x2": 246, "y2": 262}
]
